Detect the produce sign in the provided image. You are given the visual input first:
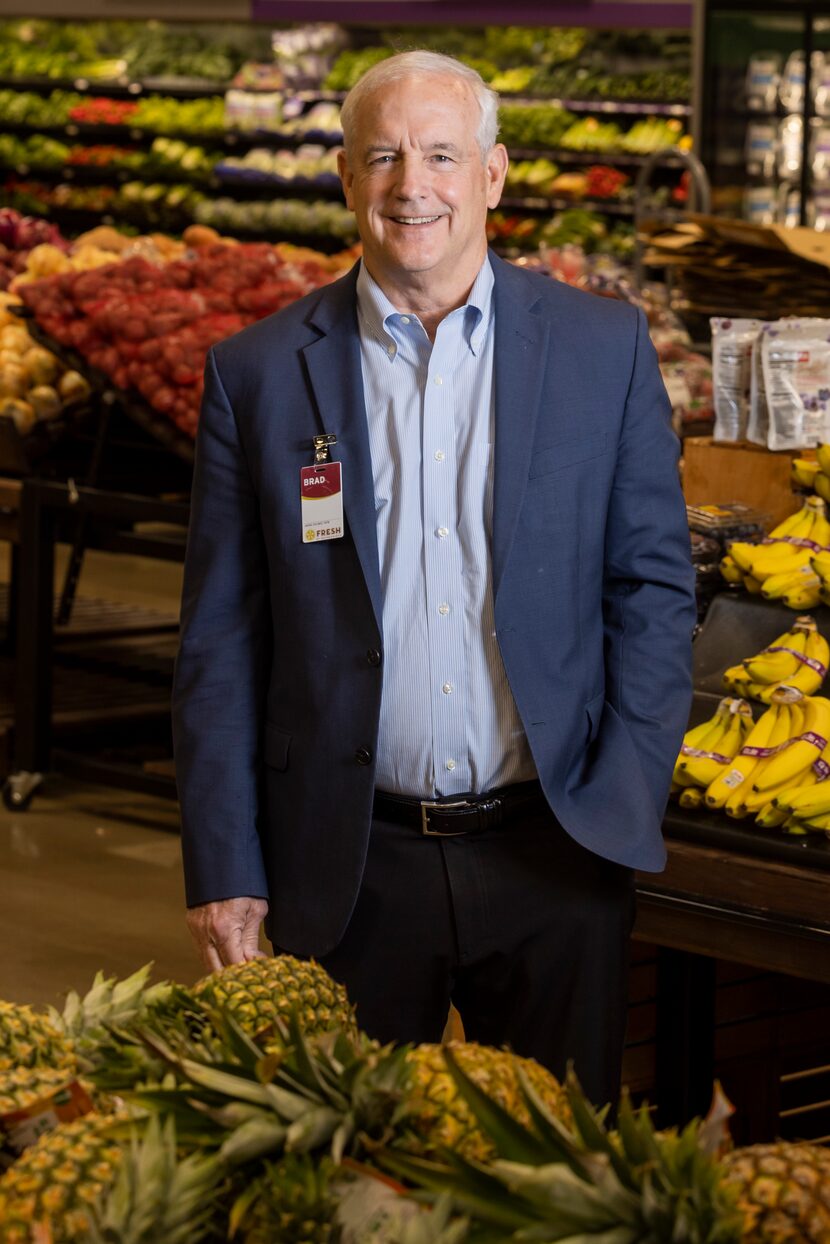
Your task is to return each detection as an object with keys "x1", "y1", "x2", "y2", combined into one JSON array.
[{"x1": 18, "y1": 238, "x2": 341, "y2": 438}]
